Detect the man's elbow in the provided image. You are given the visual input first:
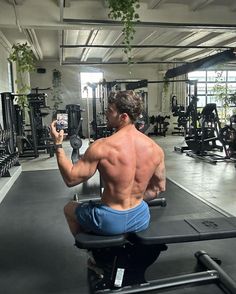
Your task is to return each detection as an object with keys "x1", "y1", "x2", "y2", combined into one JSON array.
[
  {"x1": 160, "y1": 186, "x2": 166, "y2": 193},
  {"x1": 63, "y1": 177, "x2": 79, "y2": 187},
  {"x1": 64, "y1": 176, "x2": 85, "y2": 187},
  {"x1": 160, "y1": 180, "x2": 166, "y2": 193},
  {"x1": 156, "y1": 185, "x2": 165, "y2": 197},
  {"x1": 65, "y1": 181, "x2": 75, "y2": 188}
]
